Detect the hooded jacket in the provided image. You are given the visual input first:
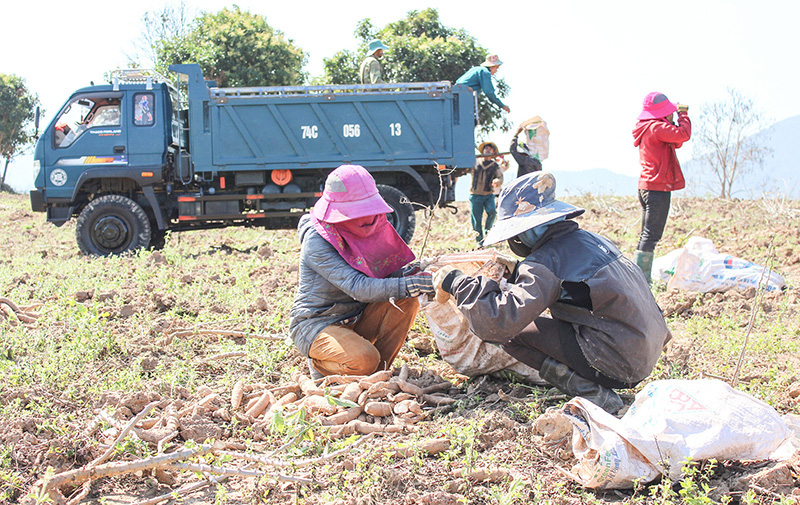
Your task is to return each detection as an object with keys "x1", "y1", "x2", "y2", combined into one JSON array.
[
  {"x1": 632, "y1": 111, "x2": 691, "y2": 192},
  {"x1": 448, "y1": 221, "x2": 670, "y2": 384},
  {"x1": 289, "y1": 214, "x2": 406, "y2": 357}
]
